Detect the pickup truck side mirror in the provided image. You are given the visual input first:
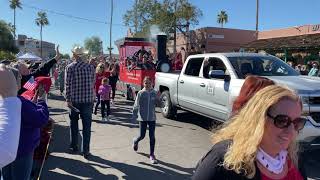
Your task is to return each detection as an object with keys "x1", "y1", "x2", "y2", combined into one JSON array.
[{"x1": 209, "y1": 70, "x2": 231, "y2": 82}]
